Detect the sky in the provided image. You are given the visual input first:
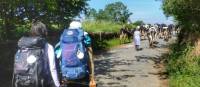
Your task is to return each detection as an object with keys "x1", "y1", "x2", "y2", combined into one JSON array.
[{"x1": 87, "y1": 0, "x2": 174, "y2": 24}]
